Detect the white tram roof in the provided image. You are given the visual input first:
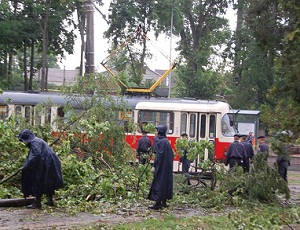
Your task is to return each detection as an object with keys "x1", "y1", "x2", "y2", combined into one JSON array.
[
  {"x1": 126, "y1": 97, "x2": 230, "y2": 113},
  {"x1": 0, "y1": 92, "x2": 231, "y2": 113}
]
